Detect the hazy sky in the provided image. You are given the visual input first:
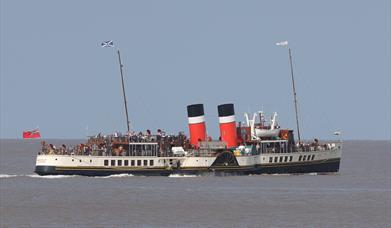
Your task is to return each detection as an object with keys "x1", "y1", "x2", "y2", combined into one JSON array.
[{"x1": 1, "y1": 0, "x2": 390, "y2": 140}]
